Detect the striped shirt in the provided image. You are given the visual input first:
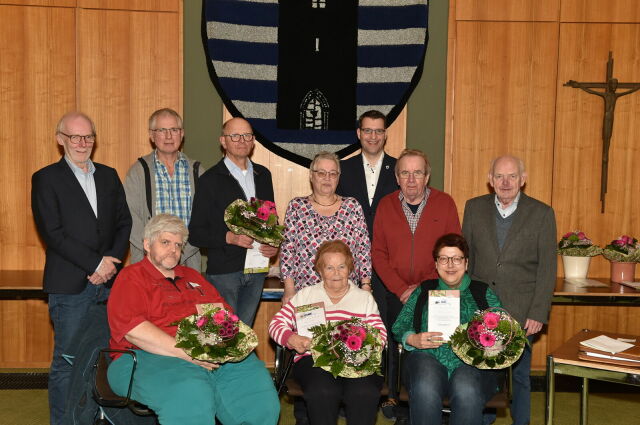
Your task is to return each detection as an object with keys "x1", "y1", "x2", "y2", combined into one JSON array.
[
  {"x1": 269, "y1": 282, "x2": 386, "y2": 362},
  {"x1": 154, "y1": 151, "x2": 192, "y2": 224}
]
